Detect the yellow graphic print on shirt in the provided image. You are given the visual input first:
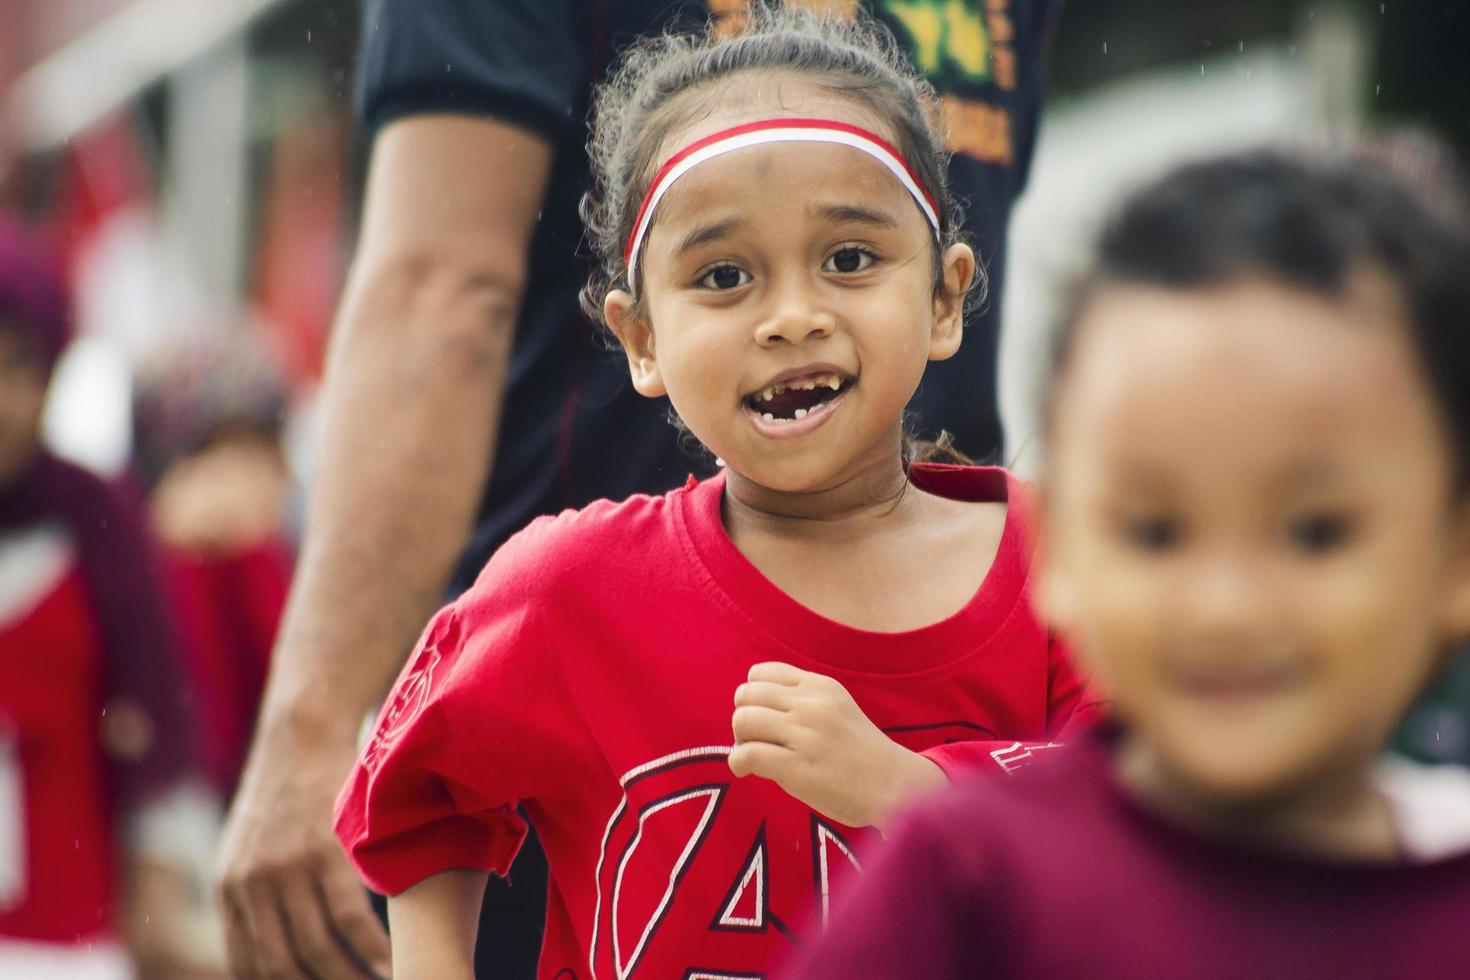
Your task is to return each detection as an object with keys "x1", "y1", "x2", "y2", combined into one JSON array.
[
  {"x1": 709, "y1": 0, "x2": 1018, "y2": 167},
  {"x1": 886, "y1": 0, "x2": 990, "y2": 85}
]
